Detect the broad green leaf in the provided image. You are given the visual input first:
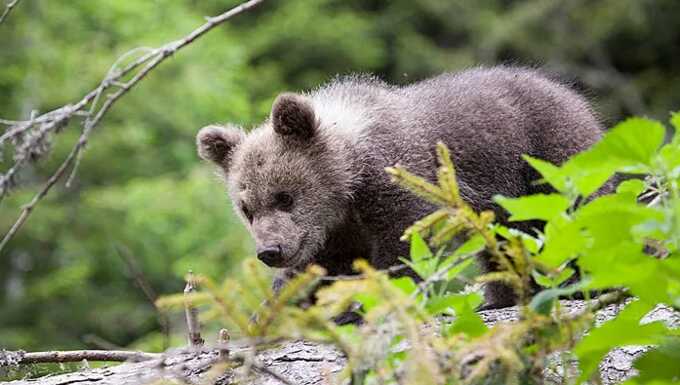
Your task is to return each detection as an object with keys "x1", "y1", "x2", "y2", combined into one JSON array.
[
  {"x1": 616, "y1": 179, "x2": 646, "y2": 196},
  {"x1": 575, "y1": 192, "x2": 663, "y2": 250},
  {"x1": 575, "y1": 300, "x2": 666, "y2": 383},
  {"x1": 354, "y1": 293, "x2": 380, "y2": 313},
  {"x1": 625, "y1": 337, "x2": 680, "y2": 385},
  {"x1": 523, "y1": 155, "x2": 566, "y2": 191},
  {"x1": 443, "y1": 293, "x2": 487, "y2": 337},
  {"x1": 577, "y1": 242, "x2": 661, "y2": 295},
  {"x1": 531, "y1": 267, "x2": 575, "y2": 288},
  {"x1": 662, "y1": 257, "x2": 680, "y2": 308},
  {"x1": 404, "y1": 233, "x2": 438, "y2": 278},
  {"x1": 410, "y1": 232, "x2": 433, "y2": 262},
  {"x1": 560, "y1": 117, "x2": 665, "y2": 196},
  {"x1": 658, "y1": 144, "x2": 680, "y2": 180},
  {"x1": 493, "y1": 224, "x2": 514, "y2": 240},
  {"x1": 569, "y1": 166, "x2": 619, "y2": 198},
  {"x1": 669, "y1": 111, "x2": 680, "y2": 136},
  {"x1": 446, "y1": 258, "x2": 475, "y2": 281},
  {"x1": 529, "y1": 277, "x2": 588, "y2": 315},
  {"x1": 519, "y1": 231, "x2": 543, "y2": 253},
  {"x1": 537, "y1": 216, "x2": 585, "y2": 268},
  {"x1": 586, "y1": 117, "x2": 664, "y2": 166},
  {"x1": 391, "y1": 276, "x2": 418, "y2": 295},
  {"x1": 452, "y1": 234, "x2": 486, "y2": 256},
  {"x1": 400, "y1": 256, "x2": 438, "y2": 280},
  {"x1": 553, "y1": 267, "x2": 576, "y2": 286},
  {"x1": 576, "y1": 241, "x2": 673, "y2": 306},
  {"x1": 531, "y1": 270, "x2": 553, "y2": 288},
  {"x1": 495, "y1": 193, "x2": 570, "y2": 221},
  {"x1": 426, "y1": 294, "x2": 458, "y2": 315},
  {"x1": 437, "y1": 234, "x2": 484, "y2": 279}
]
